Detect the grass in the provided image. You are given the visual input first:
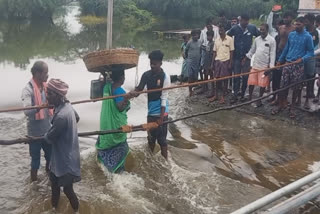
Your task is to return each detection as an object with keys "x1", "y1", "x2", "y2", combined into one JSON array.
[{"x1": 79, "y1": 15, "x2": 106, "y2": 25}]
